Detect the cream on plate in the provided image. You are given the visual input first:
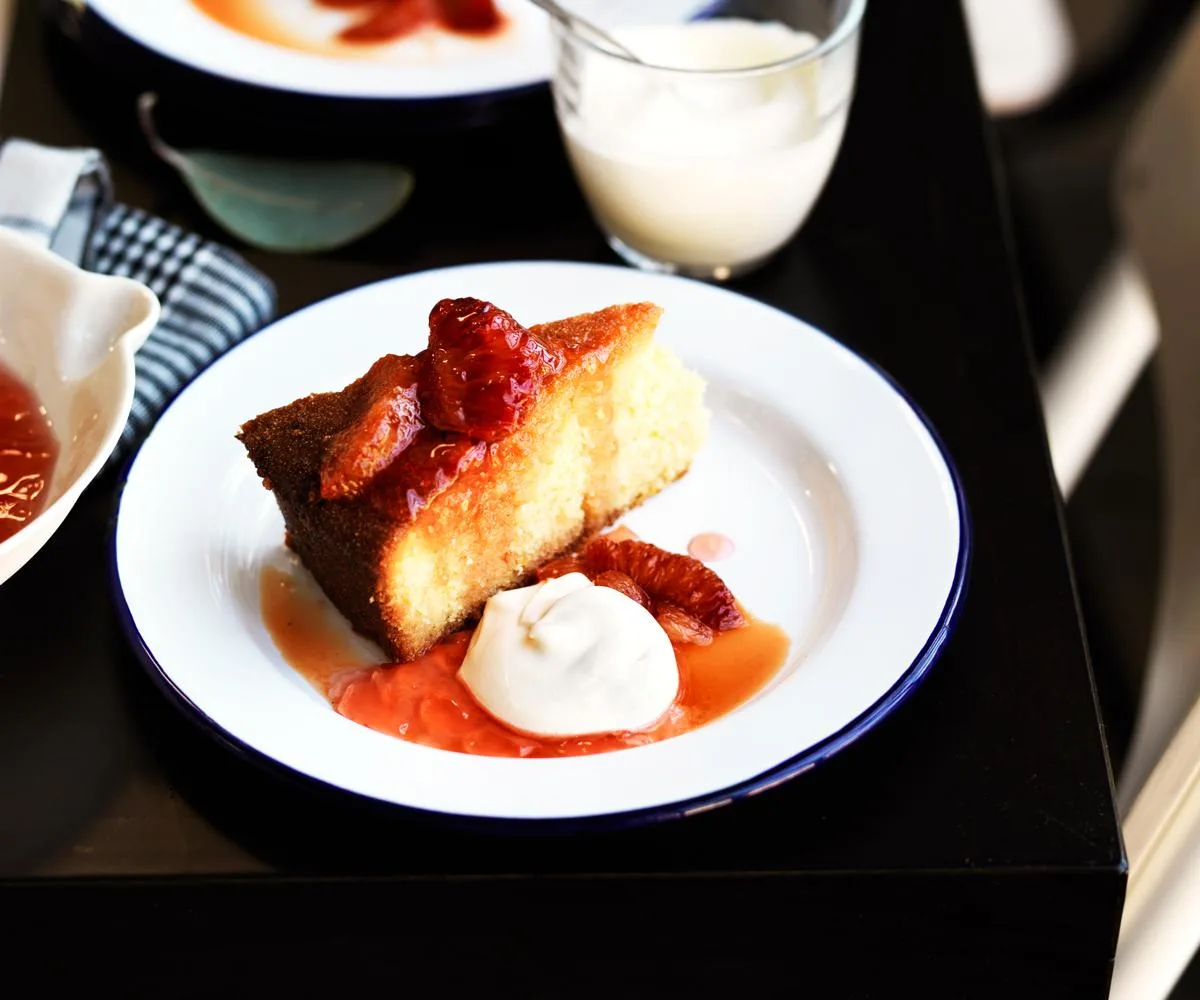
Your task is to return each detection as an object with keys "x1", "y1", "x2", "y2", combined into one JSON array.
[{"x1": 457, "y1": 572, "x2": 679, "y2": 738}]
